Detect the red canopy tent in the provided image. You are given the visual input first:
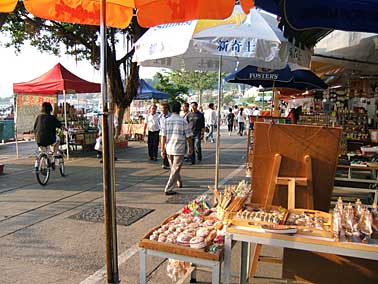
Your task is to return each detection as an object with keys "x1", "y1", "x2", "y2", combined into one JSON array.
[
  {"x1": 13, "y1": 63, "x2": 100, "y2": 94},
  {"x1": 13, "y1": 63, "x2": 100, "y2": 158}
]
